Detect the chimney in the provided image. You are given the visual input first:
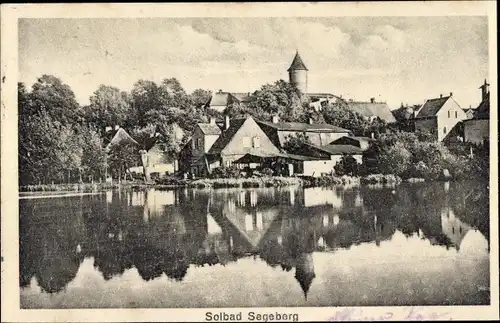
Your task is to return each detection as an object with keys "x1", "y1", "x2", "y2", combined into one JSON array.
[
  {"x1": 209, "y1": 117, "x2": 216, "y2": 125},
  {"x1": 449, "y1": 92, "x2": 453, "y2": 96},
  {"x1": 224, "y1": 115, "x2": 230, "y2": 130},
  {"x1": 308, "y1": 118, "x2": 313, "y2": 125},
  {"x1": 272, "y1": 115, "x2": 280, "y2": 124},
  {"x1": 114, "y1": 125, "x2": 120, "y2": 130},
  {"x1": 370, "y1": 97, "x2": 375, "y2": 103},
  {"x1": 440, "y1": 94, "x2": 443, "y2": 98},
  {"x1": 218, "y1": 89, "x2": 223, "y2": 94}
]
